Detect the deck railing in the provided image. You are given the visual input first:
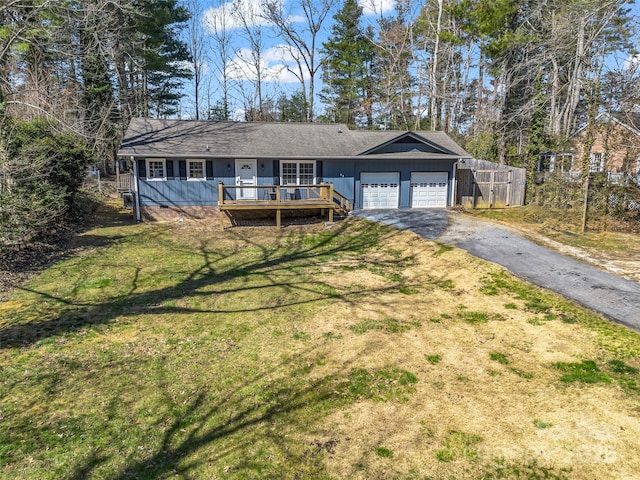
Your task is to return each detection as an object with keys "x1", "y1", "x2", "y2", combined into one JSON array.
[
  {"x1": 117, "y1": 172, "x2": 132, "y2": 192},
  {"x1": 218, "y1": 183, "x2": 335, "y2": 205},
  {"x1": 218, "y1": 182, "x2": 350, "y2": 228}
]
